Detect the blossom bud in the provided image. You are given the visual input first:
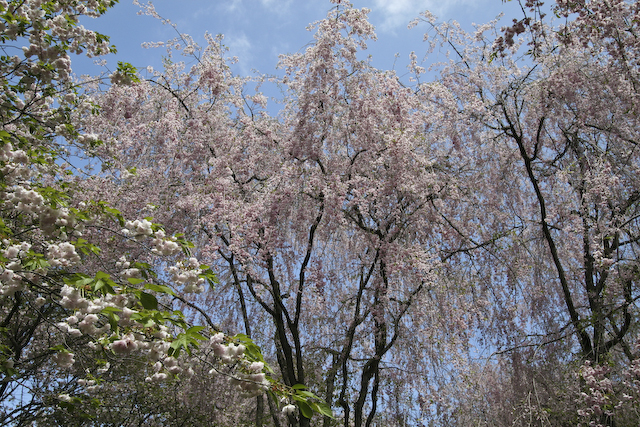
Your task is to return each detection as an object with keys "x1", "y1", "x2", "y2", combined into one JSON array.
[
  {"x1": 282, "y1": 404, "x2": 296, "y2": 415},
  {"x1": 248, "y1": 361, "x2": 264, "y2": 373}
]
